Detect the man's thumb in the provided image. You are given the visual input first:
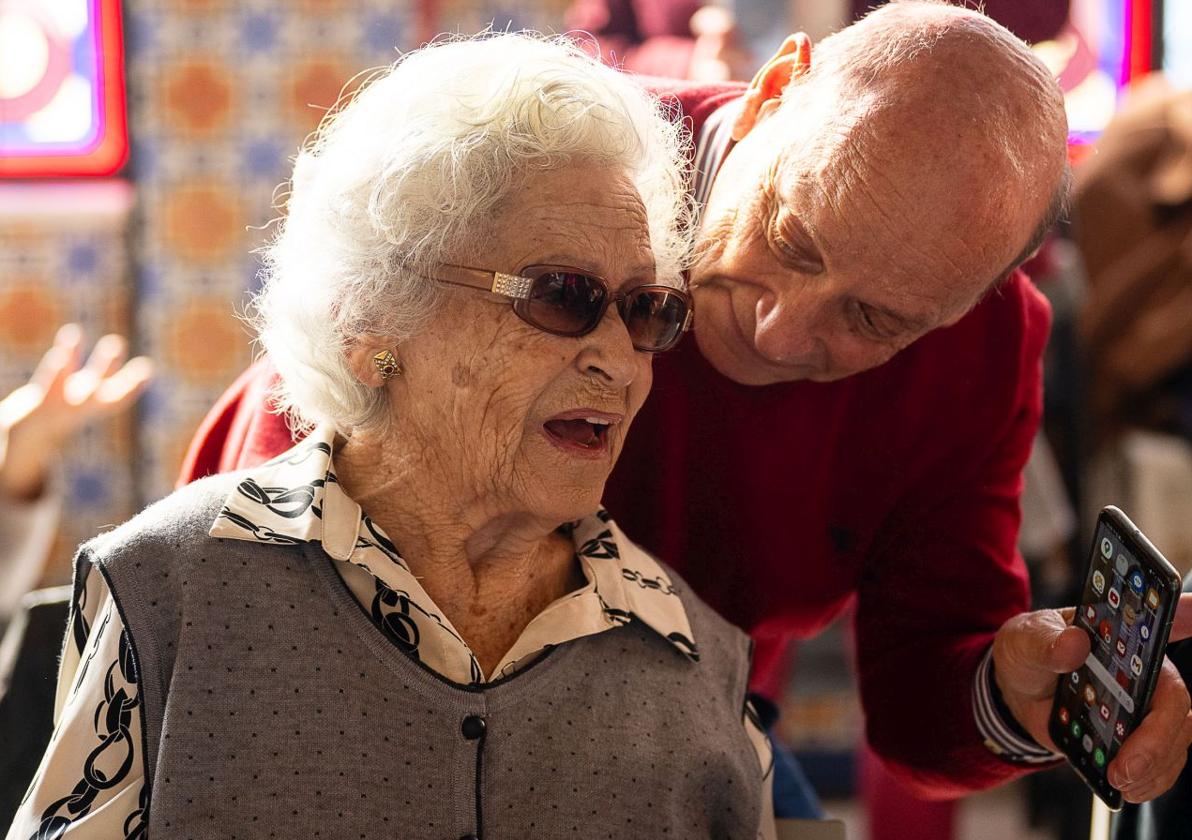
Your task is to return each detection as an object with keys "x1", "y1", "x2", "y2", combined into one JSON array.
[
  {"x1": 1045, "y1": 624, "x2": 1090, "y2": 674},
  {"x1": 997, "y1": 609, "x2": 1090, "y2": 698}
]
